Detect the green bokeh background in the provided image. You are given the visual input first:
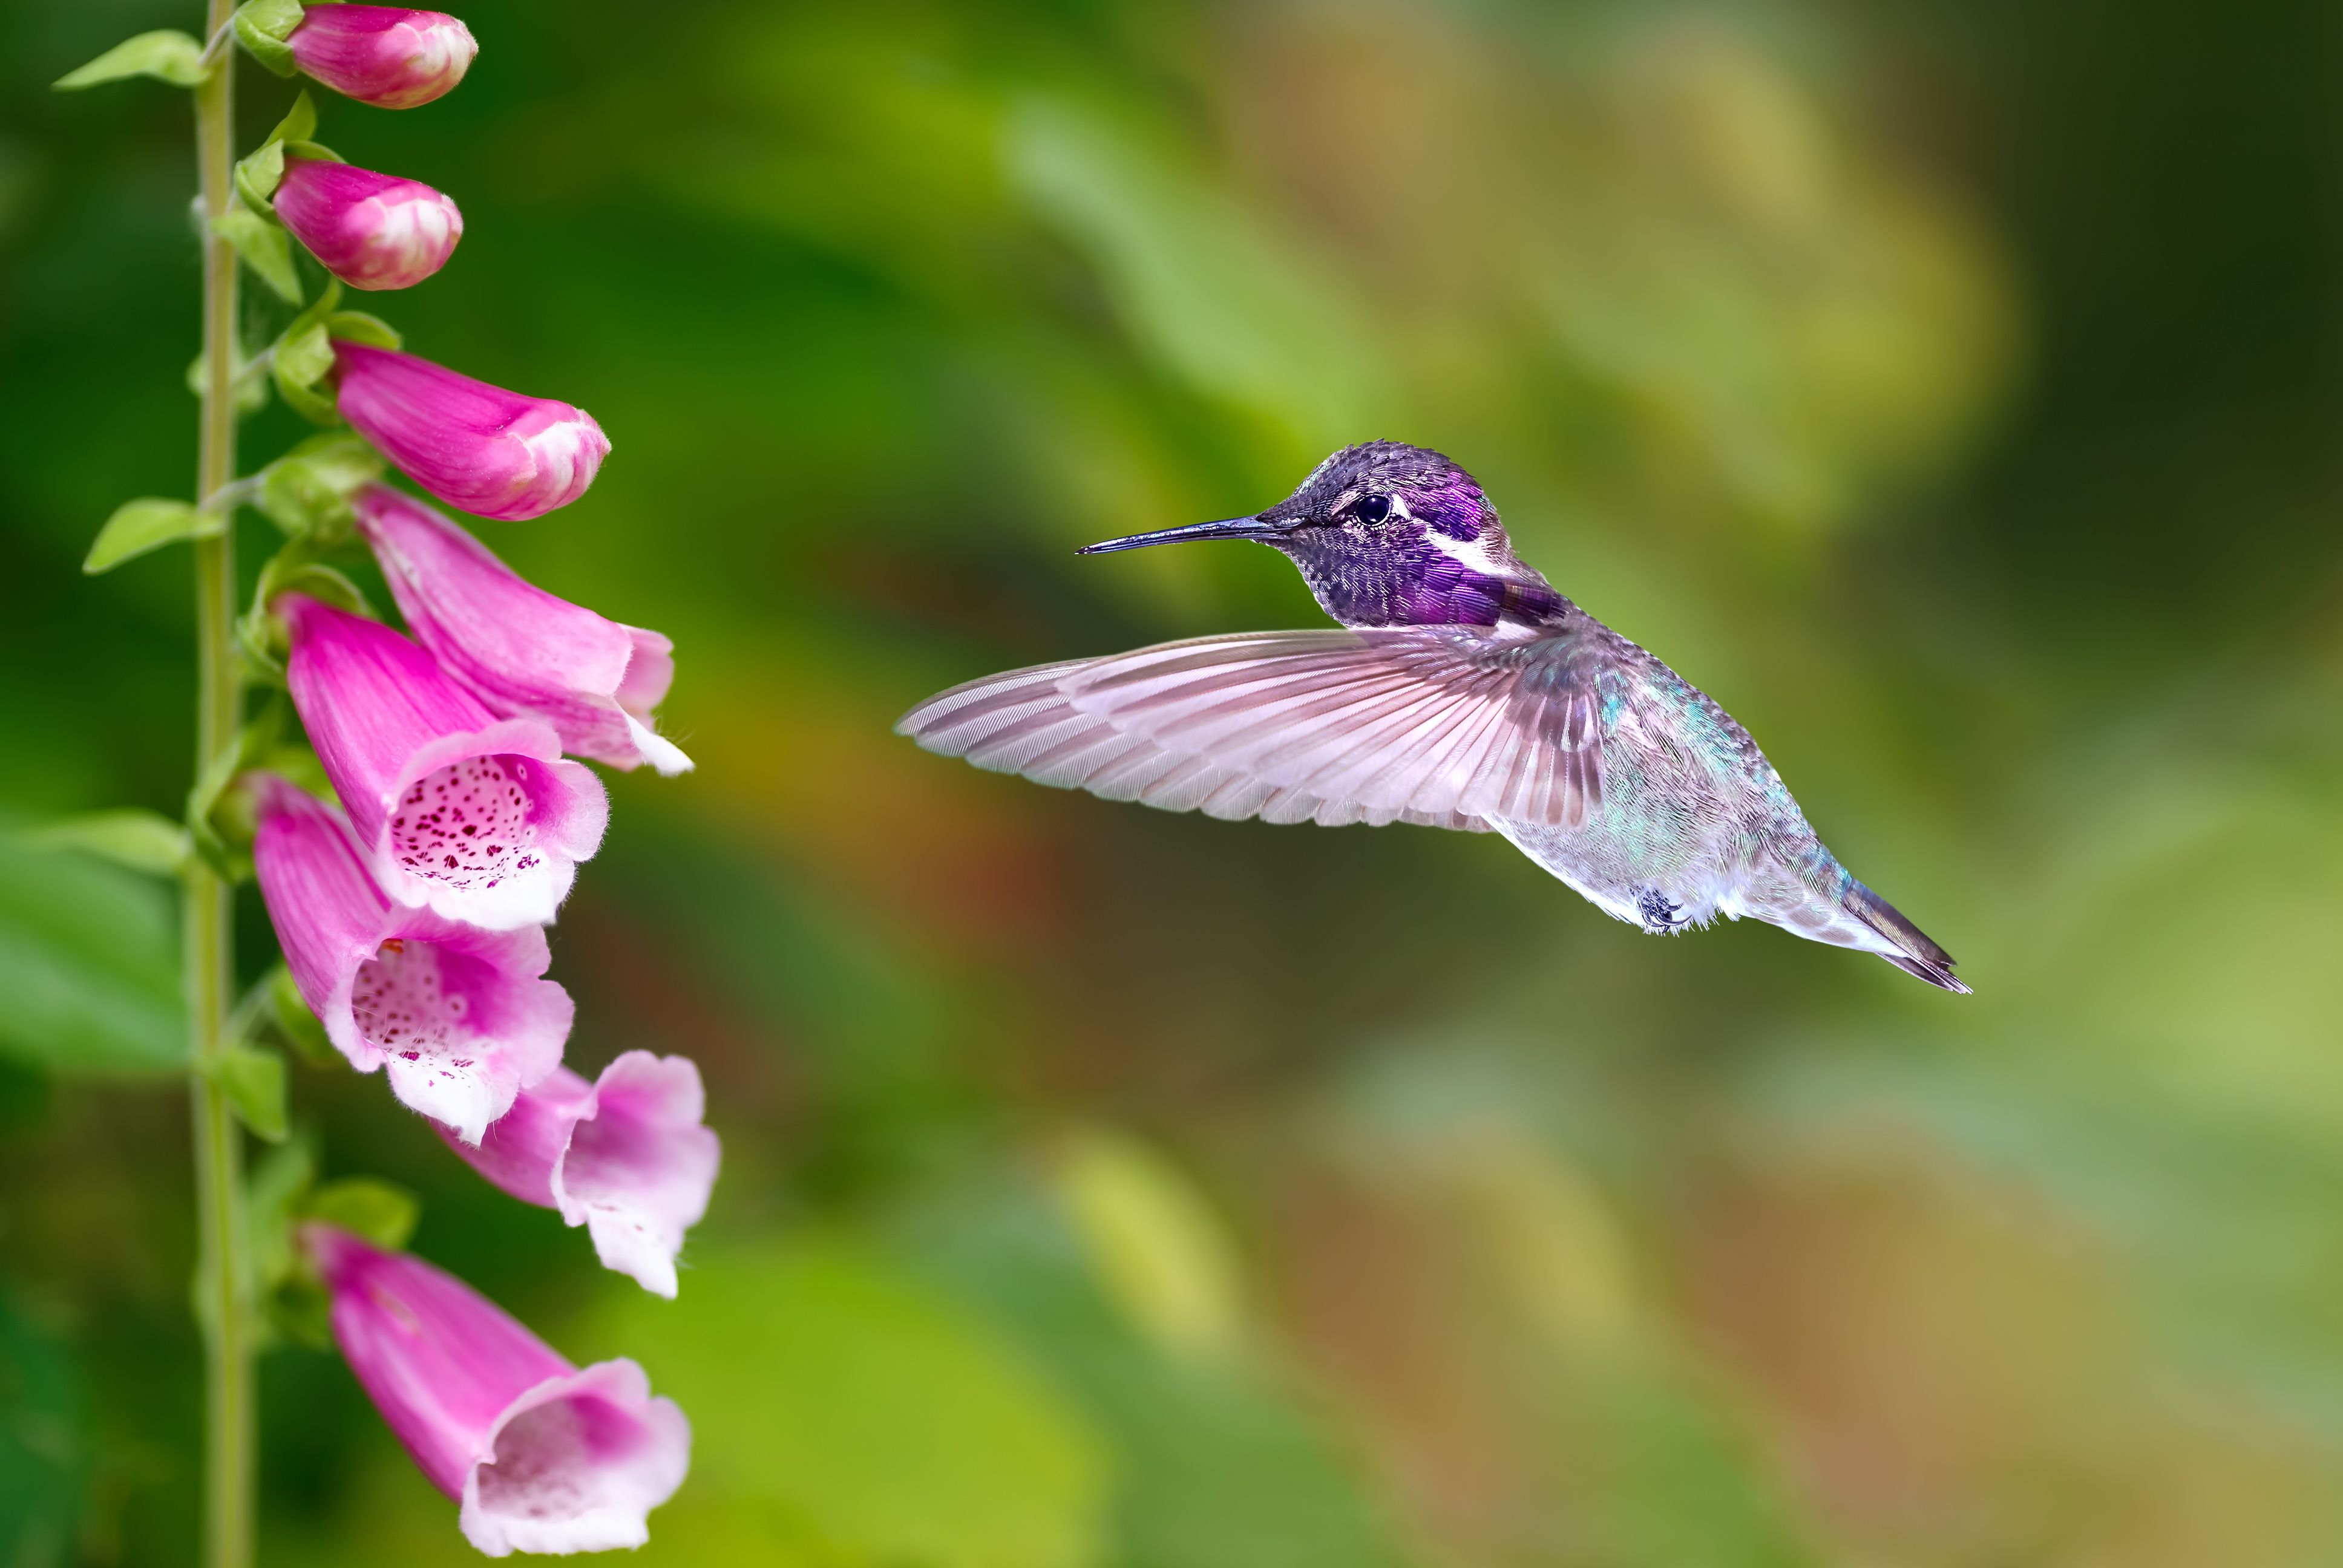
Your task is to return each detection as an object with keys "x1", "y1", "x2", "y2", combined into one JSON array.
[{"x1": 6, "y1": 1, "x2": 2342, "y2": 1563}]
